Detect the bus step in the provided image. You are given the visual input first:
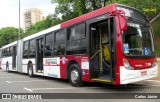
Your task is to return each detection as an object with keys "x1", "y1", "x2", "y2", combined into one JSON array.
[
  {"x1": 92, "y1": 75, "x2": 111, "y2": 82},
  {"x1": 38, "y1": 70, "x2": 43, "y2": 73},
  {"x1": 92, "y1": 78, "x2": 111, "y2": 83}
]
